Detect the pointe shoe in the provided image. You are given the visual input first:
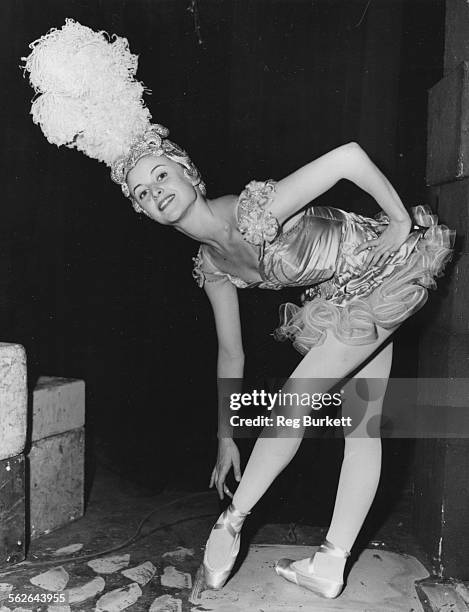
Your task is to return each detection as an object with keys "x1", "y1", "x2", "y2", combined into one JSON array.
[
  {"x1": 192, "y1": 504, "x2": 250, "y2": 596},
  {"x1": 275, "y1": 539, "x2": 351, "y2": 599}
]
